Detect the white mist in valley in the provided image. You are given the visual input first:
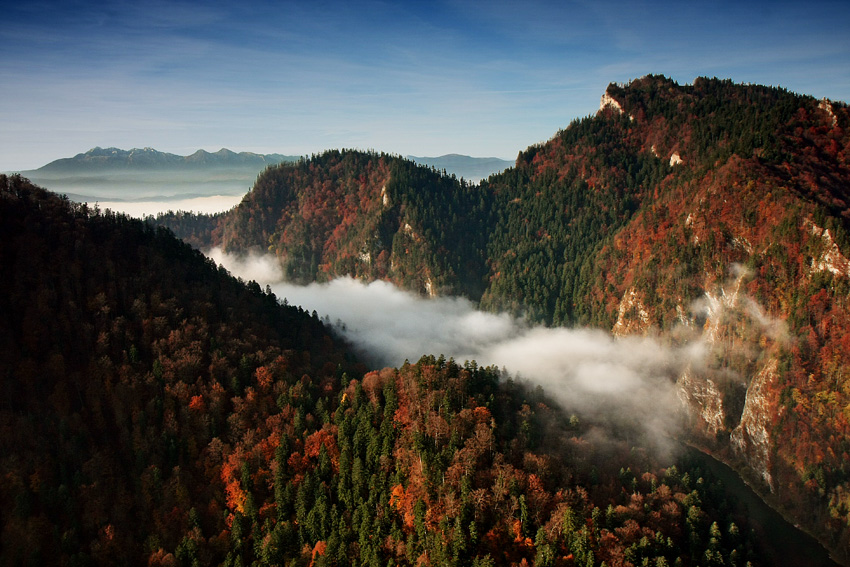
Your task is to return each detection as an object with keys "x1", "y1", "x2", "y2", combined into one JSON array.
[
  {"x1": 209, "y1": 248, "x2": 710, "y2": 446},
  {"x1": 96, "y1": 194, "x2": 242, "y2": 217},
  {"x1": 206, "y1": 247, "x2": 289, "y2": 287}
]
